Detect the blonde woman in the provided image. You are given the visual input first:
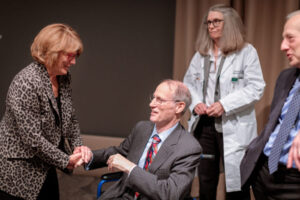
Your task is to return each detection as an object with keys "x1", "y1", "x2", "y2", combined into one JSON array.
[
  {"x1": 184, "y1": 4, "x2": 265, "y2": 200},
  {"x1": 0, "y1": 23, "x2": 89, "y2": 200}
]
